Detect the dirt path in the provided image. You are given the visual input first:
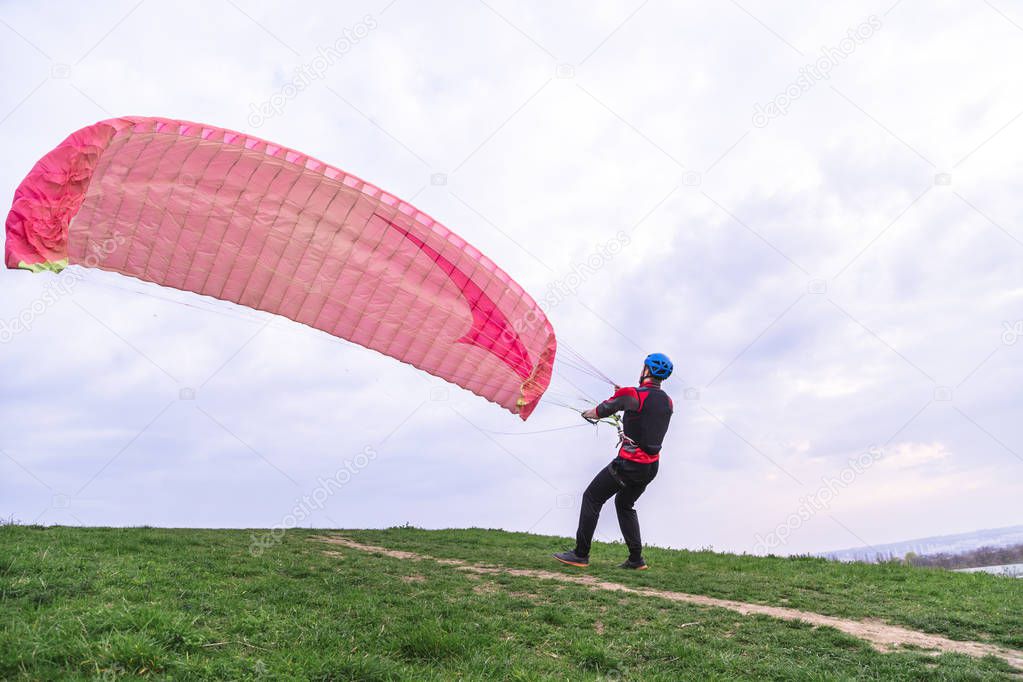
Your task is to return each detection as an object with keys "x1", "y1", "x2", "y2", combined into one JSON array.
[{"x1": 314, "y1": 535, "x2": 1023, "y2": 671}]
